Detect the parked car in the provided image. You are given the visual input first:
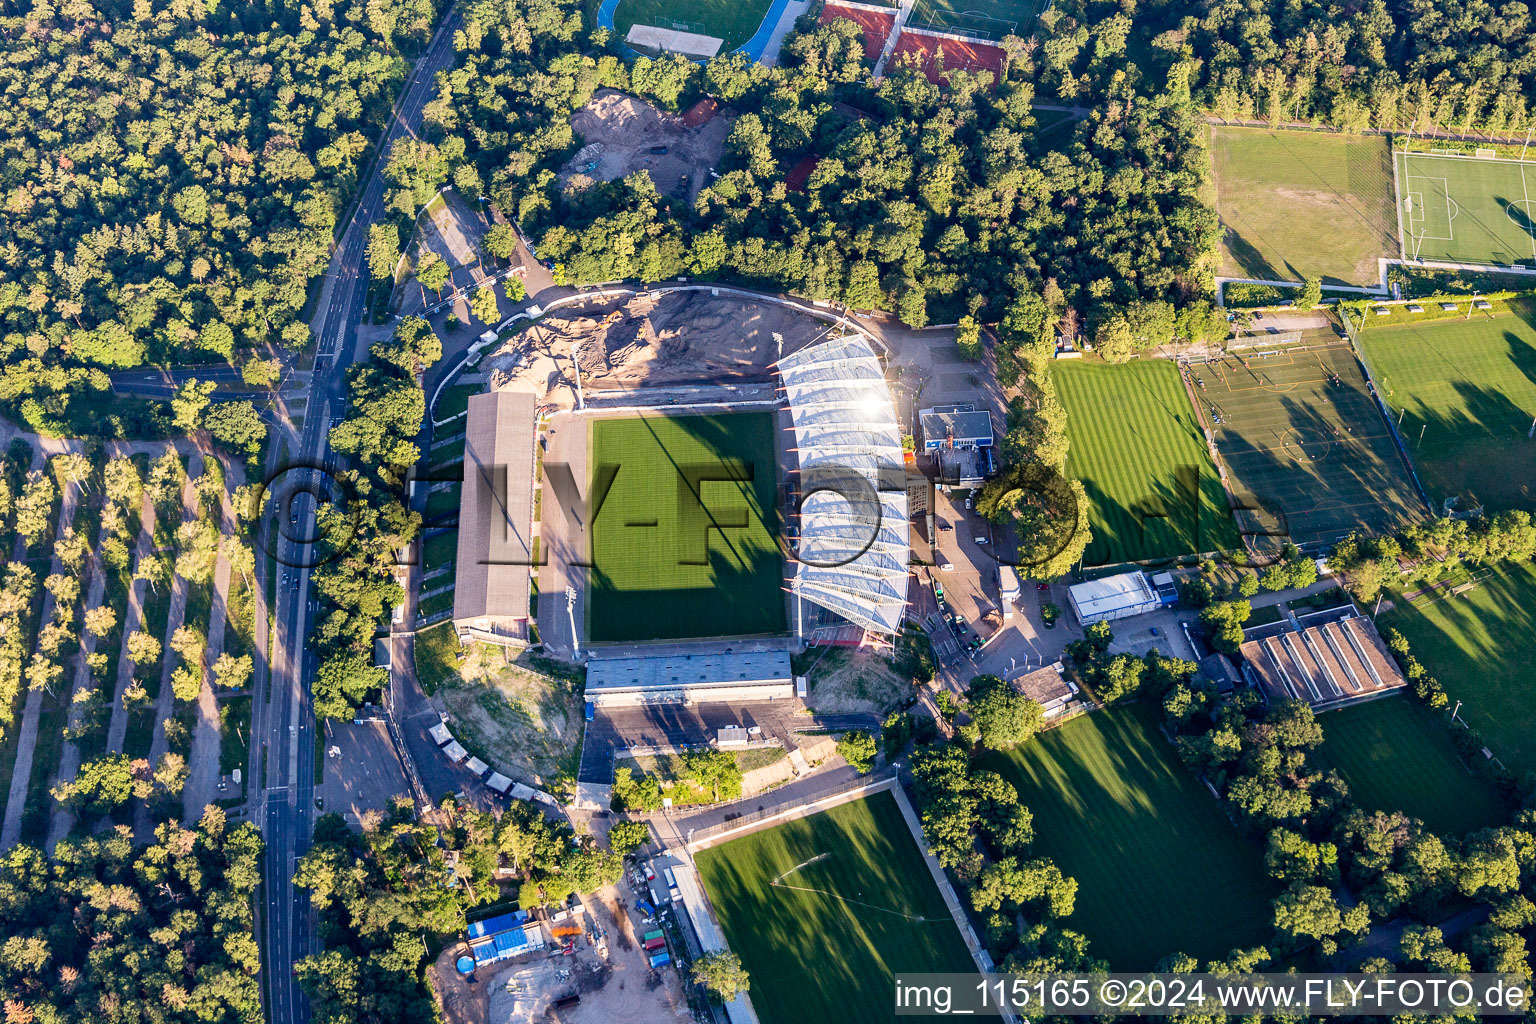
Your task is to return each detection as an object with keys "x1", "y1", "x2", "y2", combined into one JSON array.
[
  {"x1": 939, "y1": 562, "x2": 955, "y2": 571},
  {"x1": 964, "y1": 497, "x2": 972, "y2": 510}
]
